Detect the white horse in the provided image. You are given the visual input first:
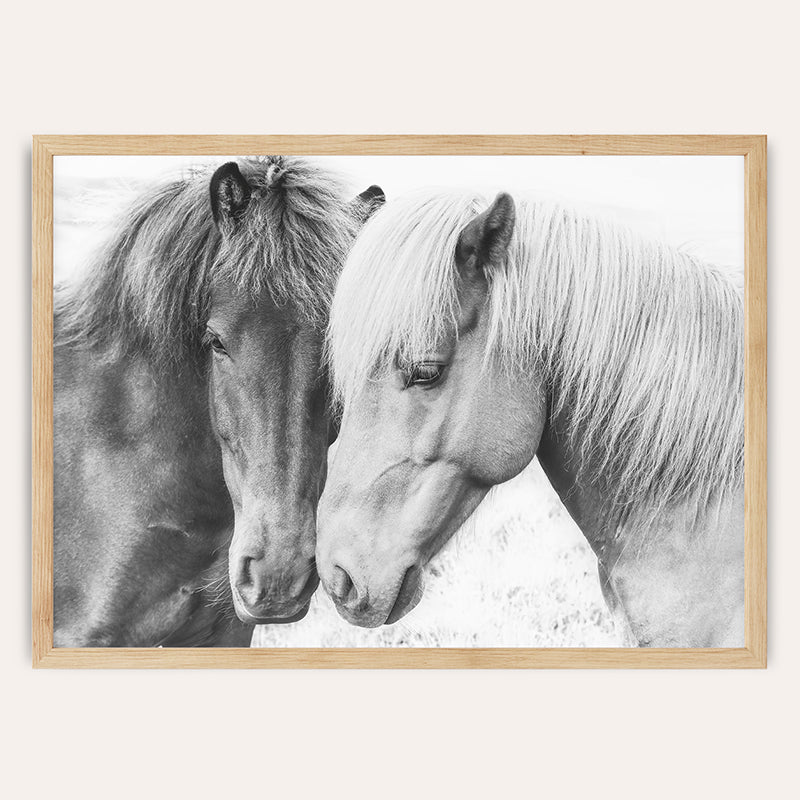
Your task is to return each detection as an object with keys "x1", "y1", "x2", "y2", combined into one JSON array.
[{"x1": 316, "y1": 189, "x2": 743, "y2": 647}]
